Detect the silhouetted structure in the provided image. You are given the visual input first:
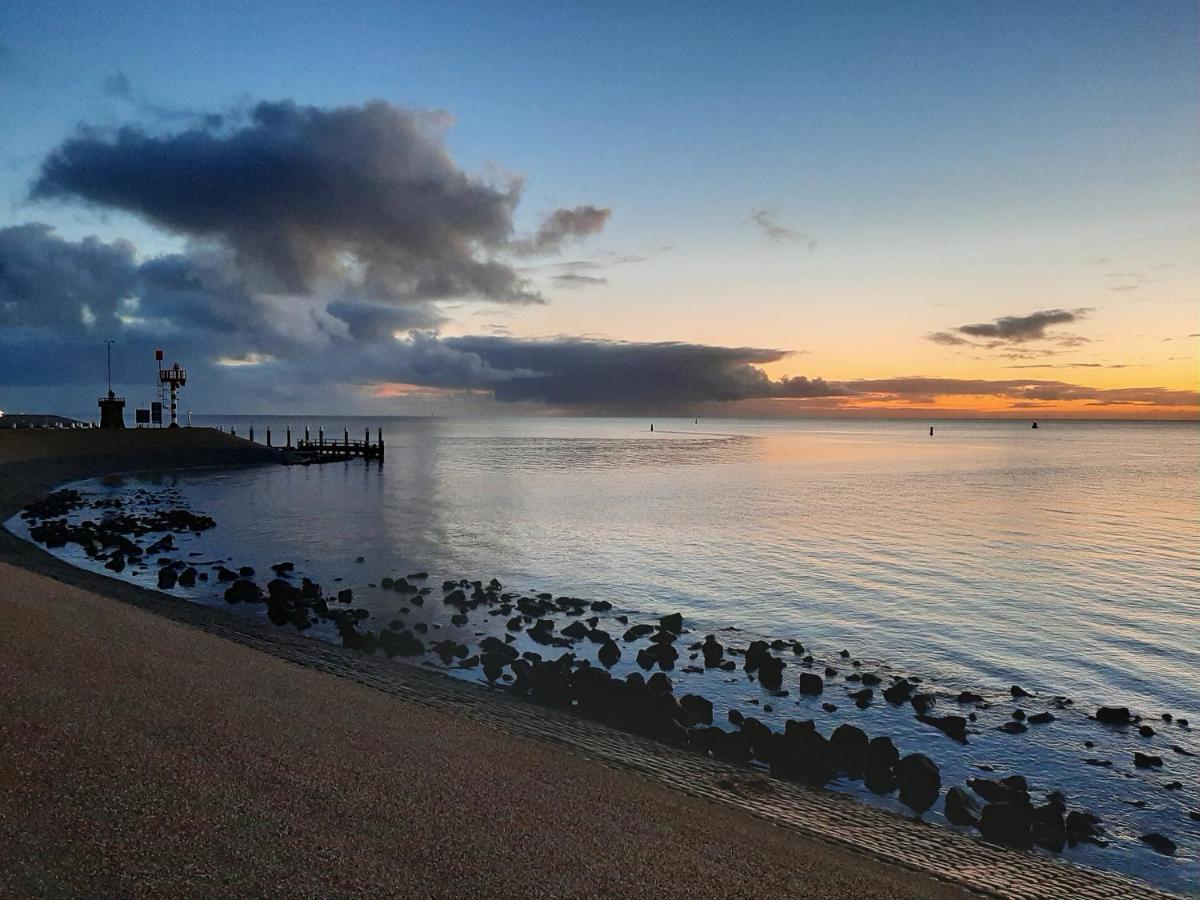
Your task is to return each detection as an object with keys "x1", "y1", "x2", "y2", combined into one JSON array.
[
  {"x1": 98, "y1": 391, "x2": 126, "y2": 429},
  {"x1": 158, "y1": 362, "x2": 187, "y2": 428}
]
